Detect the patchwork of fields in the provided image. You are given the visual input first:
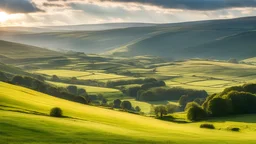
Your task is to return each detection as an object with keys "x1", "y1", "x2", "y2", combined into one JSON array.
[{"x1": 35, "y1": 69, "x2": 135, "y2": 82}]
